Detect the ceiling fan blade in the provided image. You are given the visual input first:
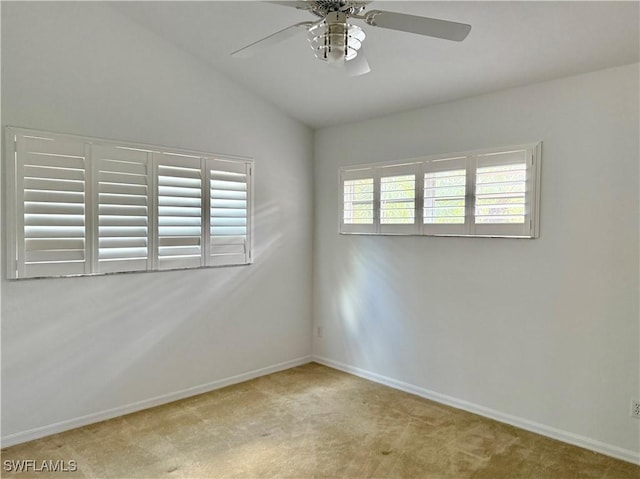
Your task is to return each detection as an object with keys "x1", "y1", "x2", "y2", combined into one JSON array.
[
  {"x1": 346, "y1": 50, "x2": 370, "y2": 77},
  {"x1": 231, "y1": 21, "x2": 314, "y2": 58},
  {"x1": 266, "y1": 1, "x2": 313, "y2": 11},
  {"x1": 364, "y1": 10, "x2": 471, "y2": 42}
]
